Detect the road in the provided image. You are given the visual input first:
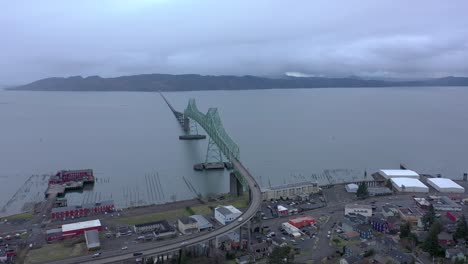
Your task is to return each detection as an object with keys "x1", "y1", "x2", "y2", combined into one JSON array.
[{"x1": 49, "y1": 158, "x2": 262, "y2": 264}]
